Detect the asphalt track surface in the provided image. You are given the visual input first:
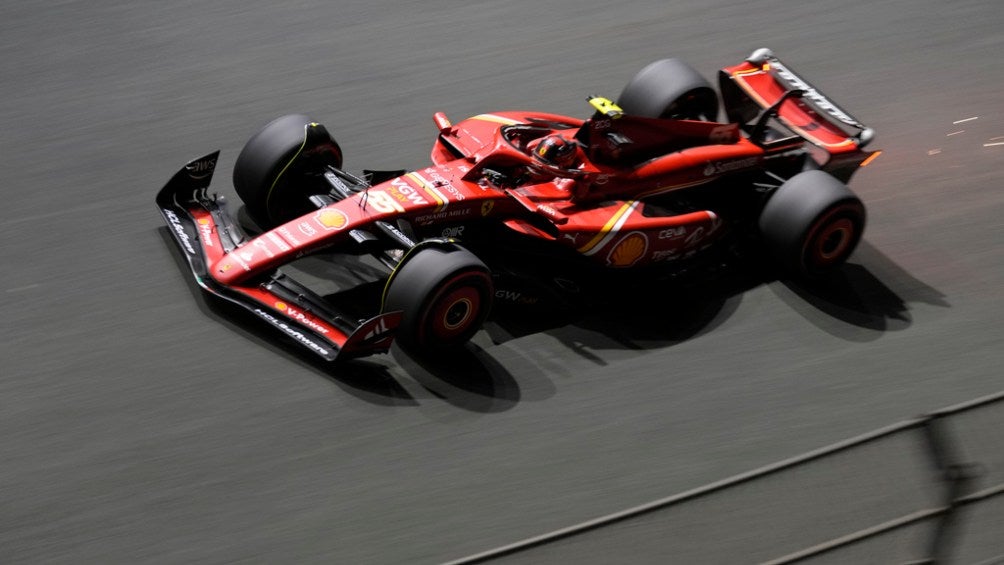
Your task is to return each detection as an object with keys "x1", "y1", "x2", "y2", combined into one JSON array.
[{"x1": 2, "y1": 1, "x2": 1003, "y2": 563}]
